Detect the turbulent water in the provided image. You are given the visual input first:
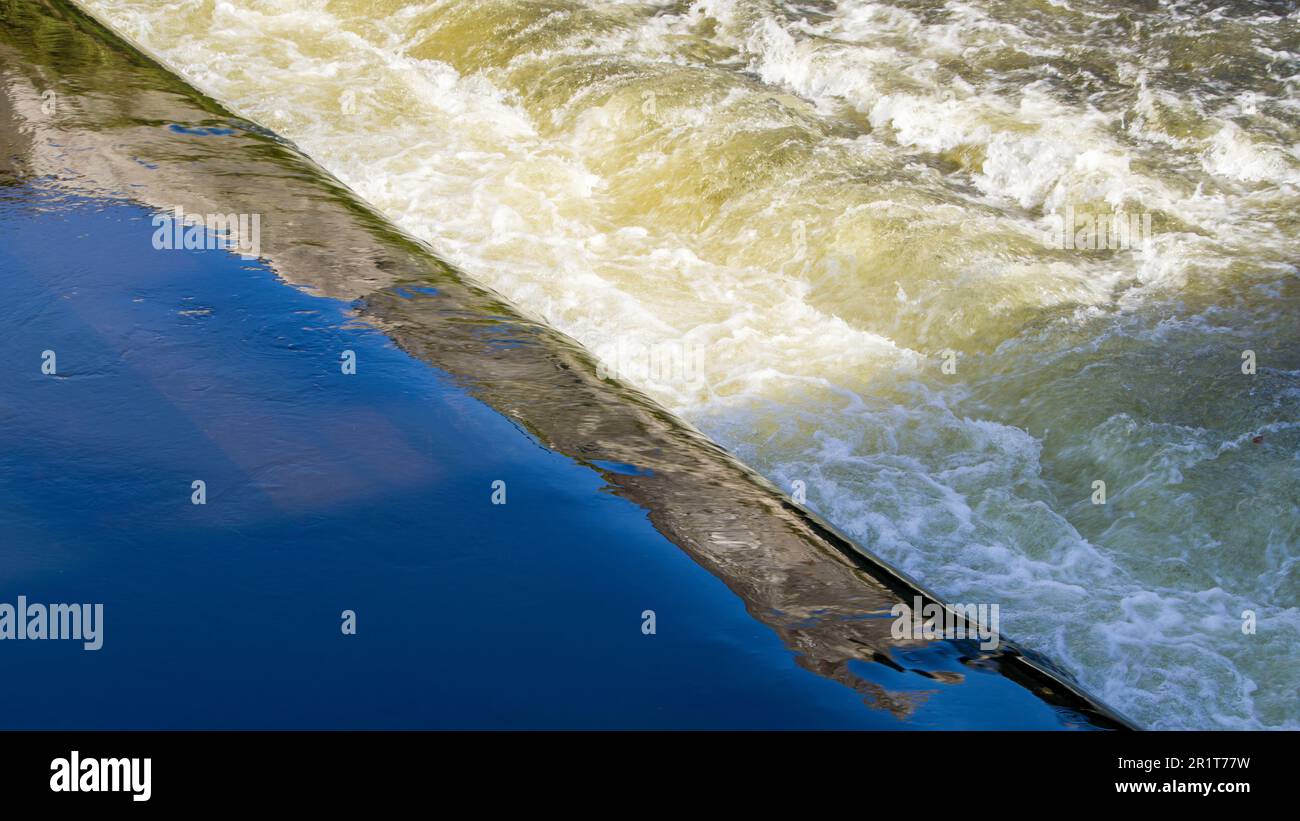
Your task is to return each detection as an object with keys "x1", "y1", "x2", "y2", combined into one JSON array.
[{"x1": 74, "y1": 0, "x2": 1300, "y2": 729}]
